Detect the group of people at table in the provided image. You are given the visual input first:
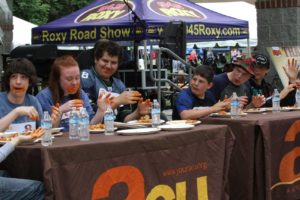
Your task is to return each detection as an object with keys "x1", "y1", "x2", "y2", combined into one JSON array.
[{"x1": 0, "y1": 39, "x2": 299, "y2": 199}]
